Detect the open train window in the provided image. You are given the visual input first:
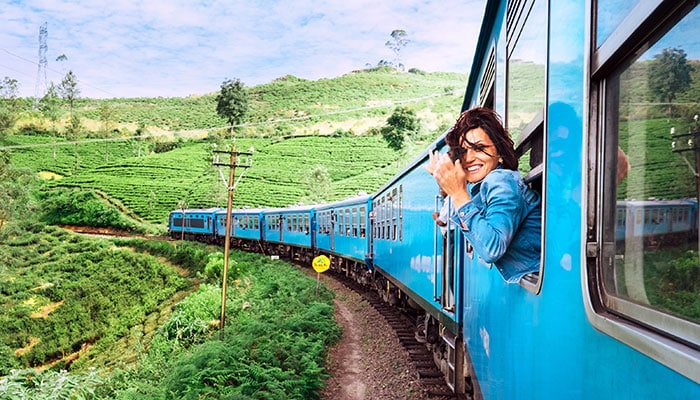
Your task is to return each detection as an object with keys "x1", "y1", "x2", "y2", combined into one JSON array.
[
  {"x1": 506, "y1": 0, "x2": 547, "y2": 292},
  {"x1": 589, "y1": 0, "x2": 700, "y2": 381}
]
